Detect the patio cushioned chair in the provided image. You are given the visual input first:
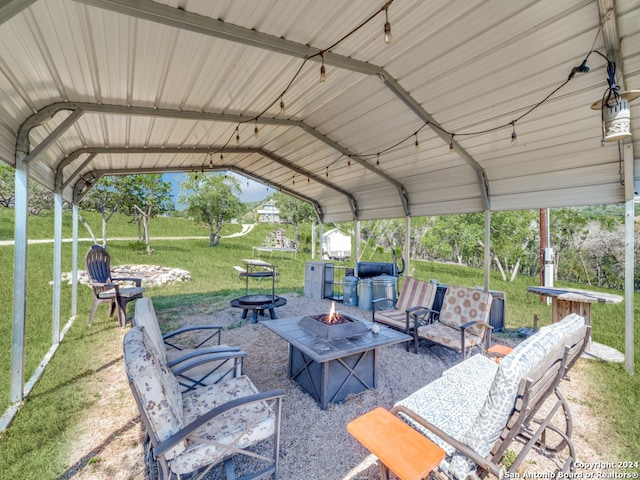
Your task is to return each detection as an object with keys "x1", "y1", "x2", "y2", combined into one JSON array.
[
  {"x1": 123, "y1": 325, "x2": 283, "y2": 480},
  {"x1": 85, "y1": 244, "x2": 144, "y2": 328},
  {"x1": 414, "y1": 285, "x2": 493, "y2": 360},
  {"x1": 372, "y1": 277, "x2": 437, "y2": 352},
  {"x1": 134, "y1": 297, "x2": 244, "y2": 392},
  {"x1": 348, "y1": 314, "x2": 590, "y2": 480}
]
